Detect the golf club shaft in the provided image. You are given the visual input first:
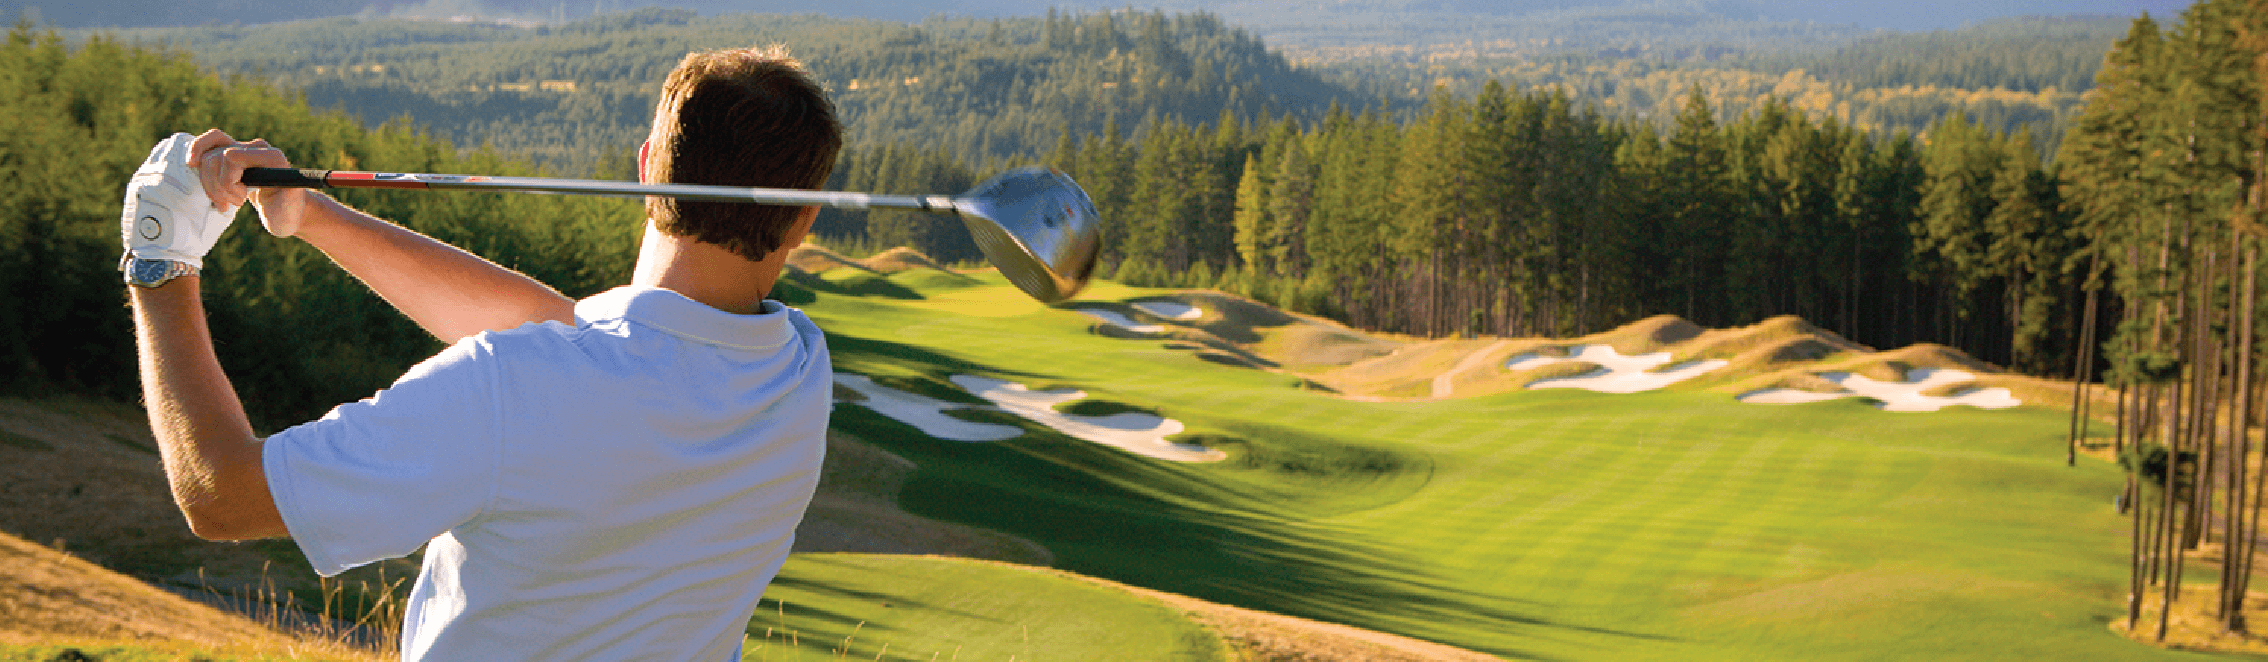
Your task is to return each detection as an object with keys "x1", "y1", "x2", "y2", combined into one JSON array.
[{"x1": 242, "y1": 167, "x2": 960, "y2": 213}]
